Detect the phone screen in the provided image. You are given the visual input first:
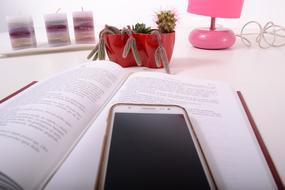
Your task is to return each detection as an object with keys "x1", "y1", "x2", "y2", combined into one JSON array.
[{"x1": 104, "y1": 112, "x2": 211, "y2": 190}]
